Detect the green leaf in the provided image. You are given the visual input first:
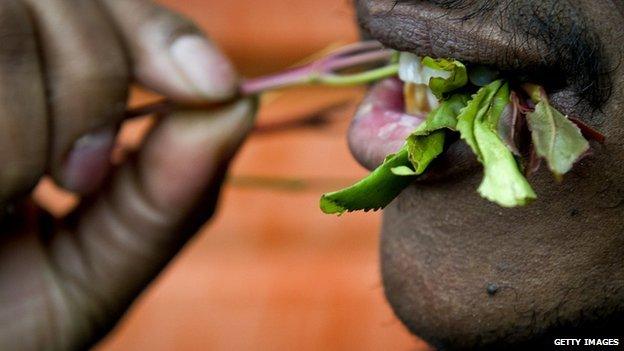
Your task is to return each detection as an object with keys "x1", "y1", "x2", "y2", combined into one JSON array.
[
  {"x1": 497, "y1": 102, "x2": 521, "y2": 156},
  {"x1": 422, "y1": 57, "x2": 468, "y2": 99},
  {"x1": 391, "y1": 166, "x2": 418, "y2": 176},
  {"x1": 457, "y1": 81, "x2": 537, "y2": 207},
  {"x1": 406, "y1": 130, "x2": 446, "y2": 174},
  {"x1": 521, "y1": 83, "x2": 545, "y2": 103},
  {"x1": 412, "y1": 94, "x2": 469, "y2": 133},
  {"x1": 405, "y1": 94, "x2": 469, "y2": 174},
  {"x1": 526, "y1": 101, "x2": 590, "y2": 179},
  {"x1": 320, "y1": 147, "x2": 415, "y2": 215},
  {"x1": 321, "y1": 94, "x2": 468, "y2": 214},
  {"x1": 485, "y1": 82, "x2": 510, "y2": 126},
  {"x1": 456, "y1": 80, "x2": 502, "y2": 156}
]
